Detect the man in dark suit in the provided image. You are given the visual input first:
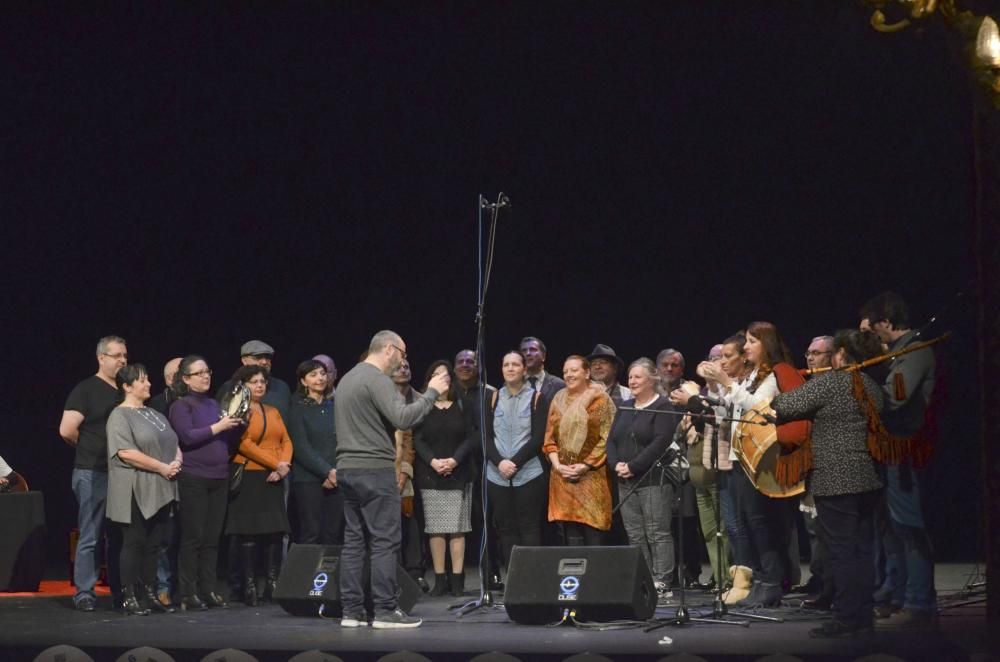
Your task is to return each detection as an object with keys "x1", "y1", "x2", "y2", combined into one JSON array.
[{"x1": 519, "y1": 336, "x2": 565, "y2": 405}]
